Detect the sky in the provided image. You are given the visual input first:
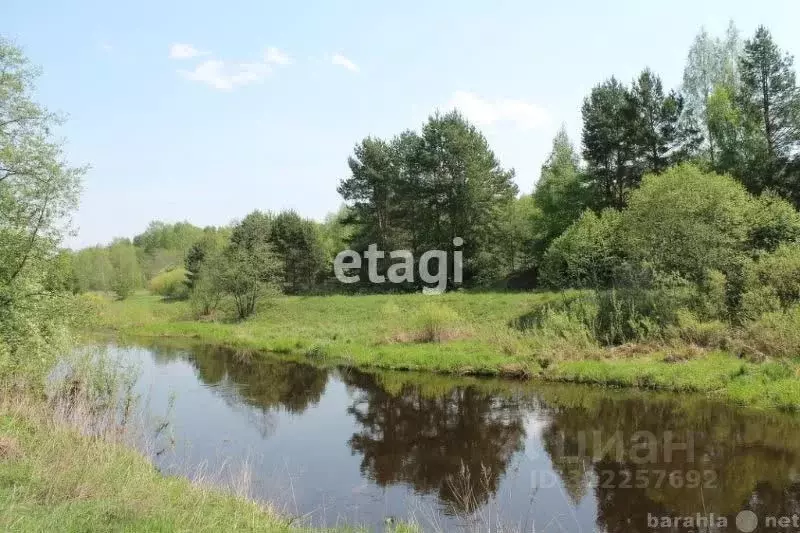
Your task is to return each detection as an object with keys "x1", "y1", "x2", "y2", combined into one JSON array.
[{"x1": 5, "y1": 0, "x2": 800, "y2": 248}]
